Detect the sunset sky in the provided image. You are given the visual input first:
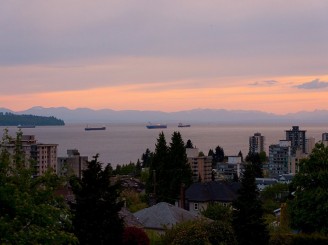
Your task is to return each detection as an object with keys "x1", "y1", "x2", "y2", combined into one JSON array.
[{"x1": 1, "y1": 0, "x2": 327, "y2": 115}]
